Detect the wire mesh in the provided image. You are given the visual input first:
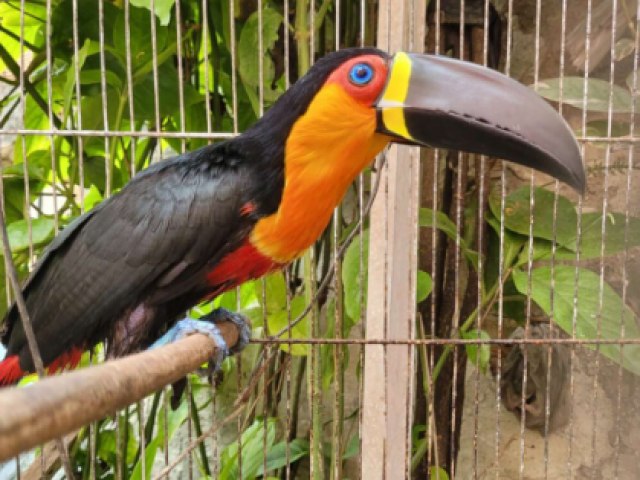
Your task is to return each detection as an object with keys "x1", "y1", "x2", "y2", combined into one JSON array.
[{"x1": 0, "y1": 0, "x2": 638, "y2": 478}]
